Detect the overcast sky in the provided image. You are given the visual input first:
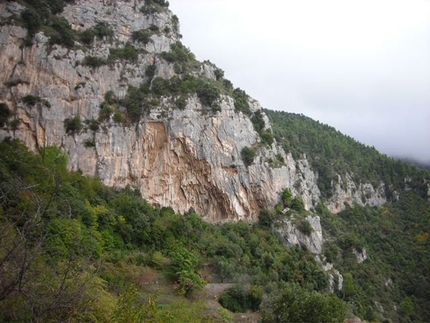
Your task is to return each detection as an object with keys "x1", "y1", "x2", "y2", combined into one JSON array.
[{"x1": 169, "y1": 0, "x2": 430, "y2": 163}]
